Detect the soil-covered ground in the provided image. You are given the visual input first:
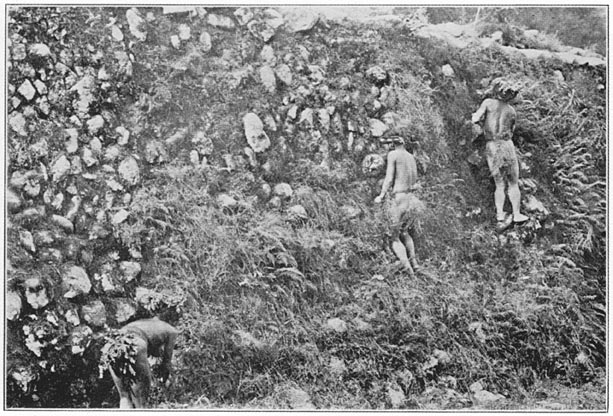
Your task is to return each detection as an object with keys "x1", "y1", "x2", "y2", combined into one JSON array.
[{"x1": 5, "y1": 6, "x2": 606, "y2": 410}]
